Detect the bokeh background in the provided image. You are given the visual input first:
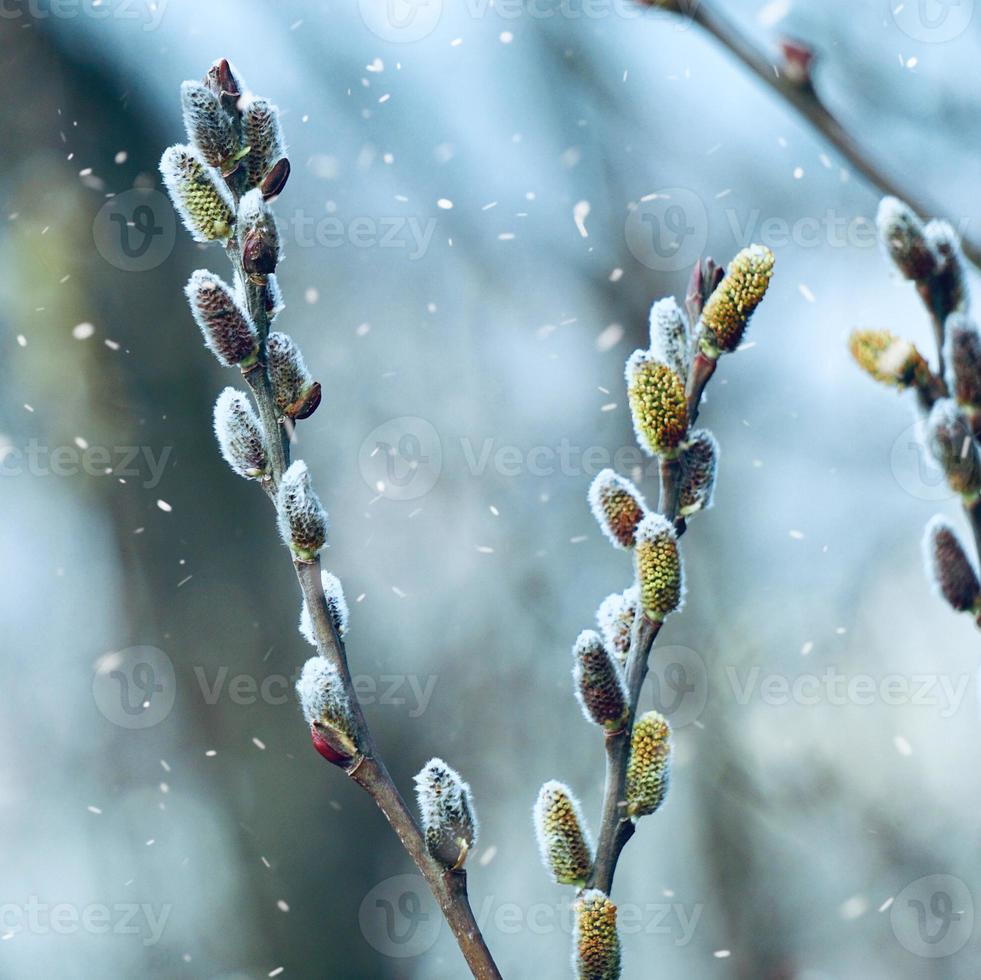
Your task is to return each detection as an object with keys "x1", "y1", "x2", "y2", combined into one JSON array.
[{"x1": 2, "y1": 0, "x2": 980, "y2": 977}]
